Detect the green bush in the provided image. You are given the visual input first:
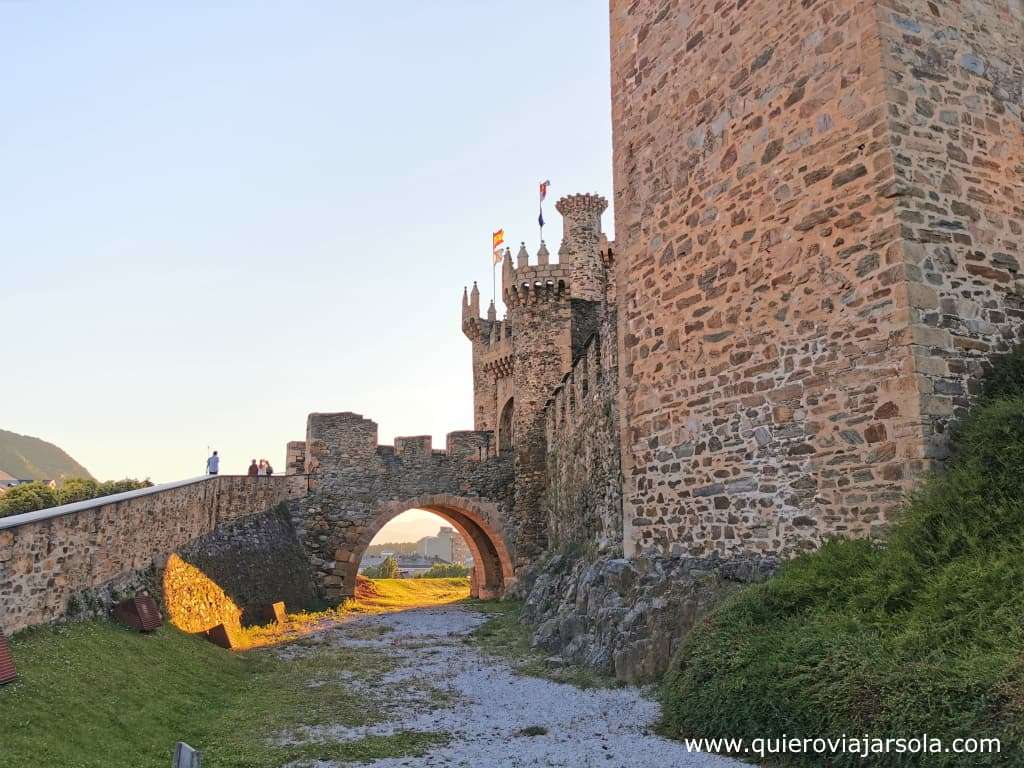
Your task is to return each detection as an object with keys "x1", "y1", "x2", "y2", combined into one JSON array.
[
  {"x1": 978, "y1": 345, "x2": 1024, "y2": 403},
  {"x1": 57, "y1": 477, "x2": 99, "y2": 505},
  {"x1": 661, "y1": 394, "x2": 1024, "y2": 767},
  {"x1": 0, "y1": 482, "x2": 58, "y2": 517},
  {"x1": 0, "y1": 476, "x2": 153, "y2": 518},
  {"x1": 417, "y1": 562, "x2": 470, "y2": 579}
]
